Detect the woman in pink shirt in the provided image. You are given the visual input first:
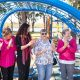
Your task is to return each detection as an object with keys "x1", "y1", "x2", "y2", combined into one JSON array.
[
  {"x1": 0, "y1": 28, "x2": 16, "y2": 80},
  {"x1": 57, "y1": 29, "x2": 77, "y2": 80}
]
